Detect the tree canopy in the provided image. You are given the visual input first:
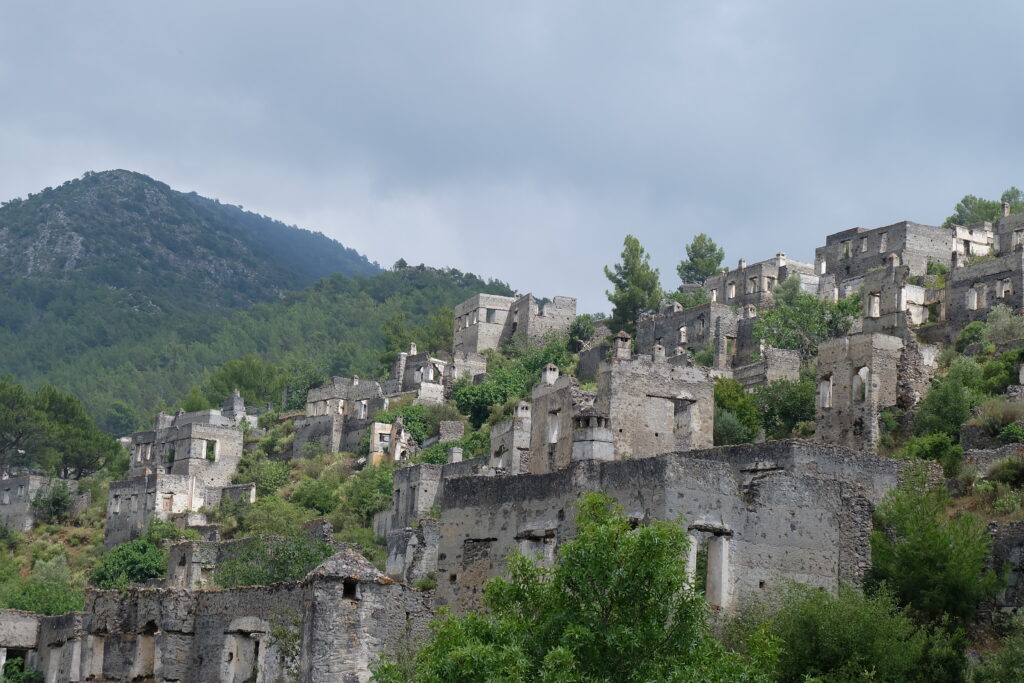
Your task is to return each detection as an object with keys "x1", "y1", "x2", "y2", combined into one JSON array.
[
  {"x1": 753, "y1": 277, "x2": 861, "y2": 360},
  {"x1": 677, "y1": 233, "x2": 725, "y2": 284},
  {"x1": 604, "y1": 235, "x2": 662, "y2": 337},
  {"x1": 942, "y1": 187, "x2": 1023, "y2": 228}
]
